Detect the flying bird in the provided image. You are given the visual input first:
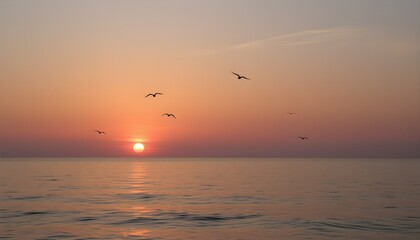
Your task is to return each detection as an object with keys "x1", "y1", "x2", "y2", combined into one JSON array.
[
  {"x1": 231, "y1": 71, "x2": 250, "y2": 80},
  {"x1": 94, "y1": 130, "x2": 106, "y2": 135},
  {"x1": 162, "y1": 113, "x2": 176, "y2": 119},
  {"x1": 287, "y1": 112, "x2": 296, "y2": 115},
  {"x1": 145, "y1": 92, "x2": 163, "y2": 98},
  {"x1": 297, "y1": 136, "x2": 309, "y2": 140}
]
